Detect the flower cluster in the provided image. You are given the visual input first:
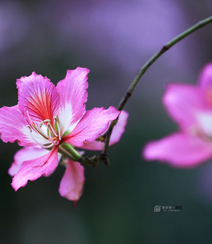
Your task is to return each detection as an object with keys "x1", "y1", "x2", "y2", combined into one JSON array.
[
  {"x1": 144, "y1": 63, "x2": 212, "y2": 168},
  {"x1": 0, "y1": 68, "x2": 128, "y2": 203}
]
